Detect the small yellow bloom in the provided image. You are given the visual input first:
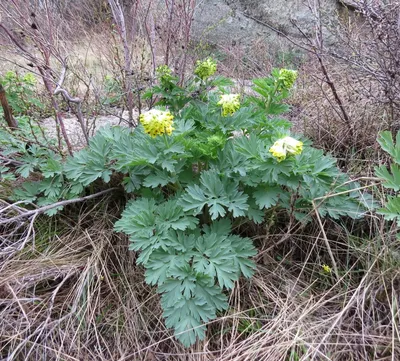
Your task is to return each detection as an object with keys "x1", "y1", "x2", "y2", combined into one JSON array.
[
  {"x1": 279, "y1": 69, "x2": 298, "y2": 89},
  {"x1": 194, "y1": 57, "x2": 217, "y2": 80},
  {"x1": 282, "y1": 136, "x2": 303, "y2": 155},
  {"x1": 322, "y1": 264, "x2": 332, "y2": 273},
  {"x1": 139, "y1": 109, "x2": 174, "y2": 138},
  {"x1": 217, "y1": 93, "x2": 240, "y2": 117},
  {"x1": 269, "y1": 136, "x2": 303, "y2": 162},
  {"x1": 269, "y1": 139, "x2": 286, "y2": 162}
]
